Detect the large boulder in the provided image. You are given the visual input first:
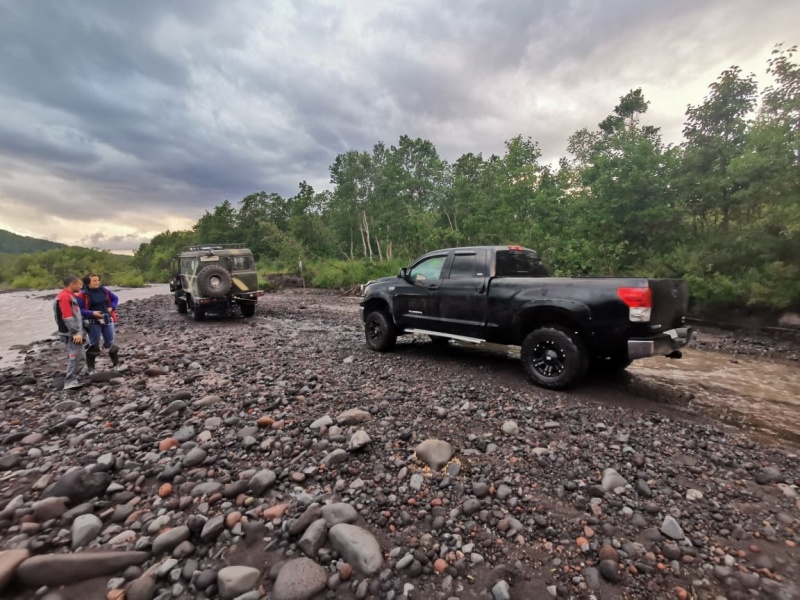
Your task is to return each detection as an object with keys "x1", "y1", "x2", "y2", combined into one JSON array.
[
  {"x1": 42, "y1": 468, "x2": 112, "y2": 504},
  {"x1": 415, "y1": 439, "x2": 454, "y2": 470},
  {"x1": 15, "y1": 551, "x2": 149, "y2": 587},
  {"x1": 328, "y1": 523, "x2": 383, "y2": 576},
  {"x1": 272, "y1": 557, "x2": 327, "y2": 600}
]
